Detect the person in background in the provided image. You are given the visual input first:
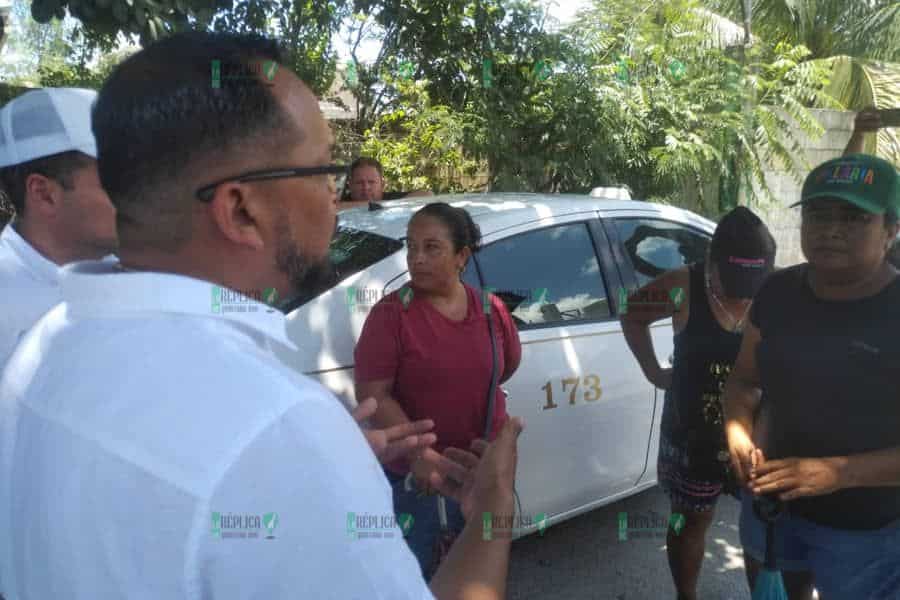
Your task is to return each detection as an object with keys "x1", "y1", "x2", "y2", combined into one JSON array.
[
  {"x1": 726, "y1": 154, "x2": 900, "y2": 600},
  {"x1": 0, "y1": 88, "x2": 118, "y2": 366},
  {"x1": 0, "y1": 32, "x2": 523, "y2": 600},
  {"x1": 354, "y1": 201, "x2": 522, "y2": 579},
  {"x1": 339, "y1": 156, "x2": 433, "y2": 210},
  {"x1": 621, "y1": 206, "x2": 776, "y2": 600}
]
